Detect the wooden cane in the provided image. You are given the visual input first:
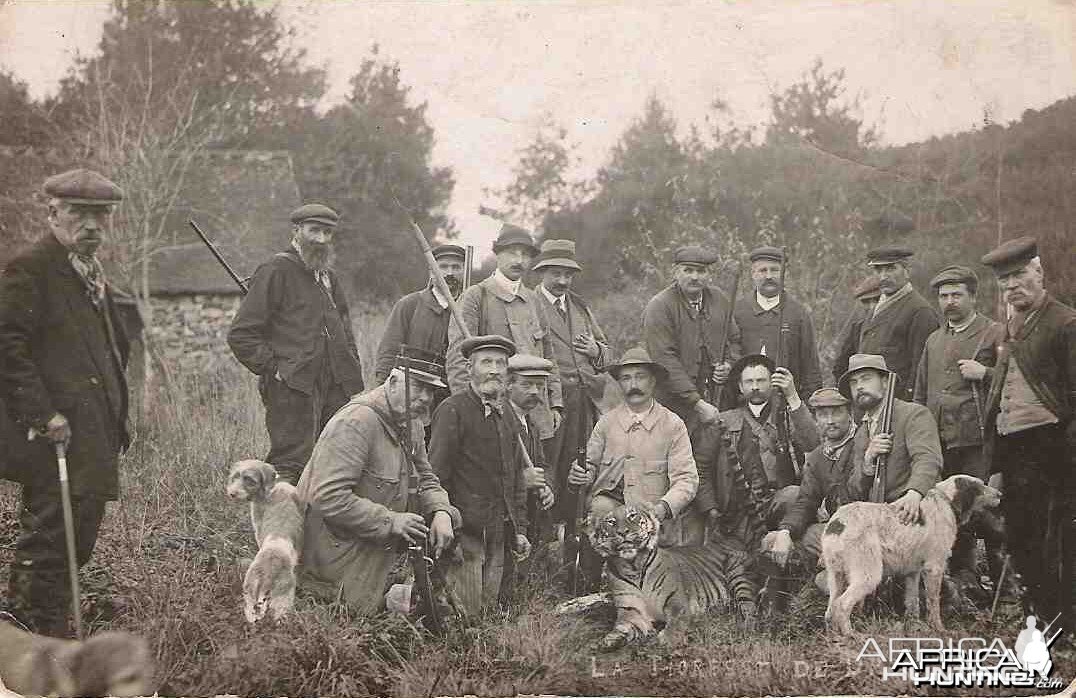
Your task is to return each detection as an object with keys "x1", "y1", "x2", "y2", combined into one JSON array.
[{"x1": 55, "y1": 442, "x2": 83, "y2": 640}]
